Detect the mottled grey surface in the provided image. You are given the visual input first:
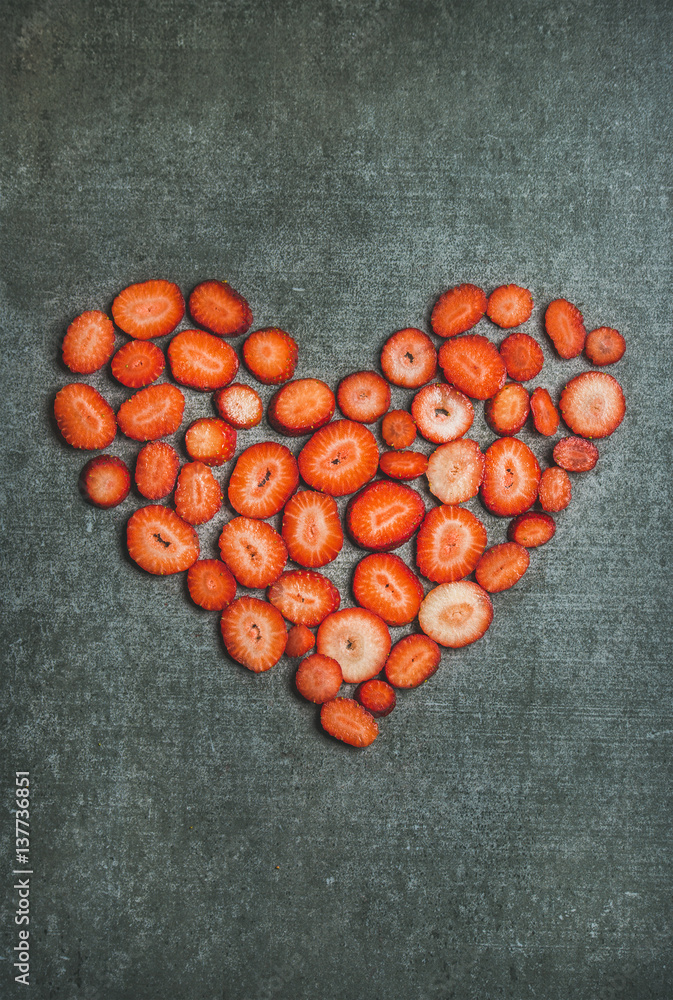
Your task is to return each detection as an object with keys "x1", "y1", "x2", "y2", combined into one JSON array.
[{"x1": 1, "y1": 1, "x2": 672, "y2": 997}]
